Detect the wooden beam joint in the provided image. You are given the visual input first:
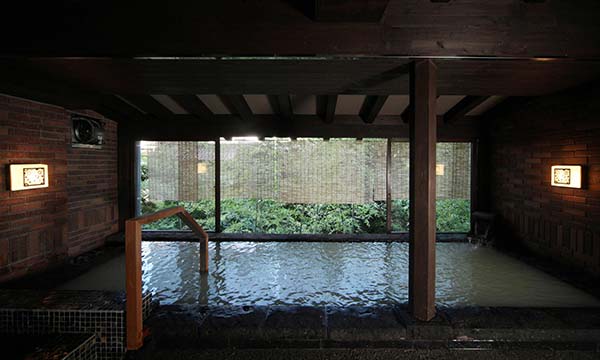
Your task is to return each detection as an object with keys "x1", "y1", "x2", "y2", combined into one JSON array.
[
  {"x1": 171, "y1": 94, "x2": 213, "y2": 119},
  {"x1": 443, "y1": 96, "x2": 489, "y2": 124},
  {"x1": 269, "y1": 94, "x2": 293, "y2": 122},
  {"x1": 313, "y1": 0, "x2": 390, "y2": 22},
  {"x1": 359, "y1": 95, "x2": 388, "y2": 123},
  {"x1": 219, "y1": 95, "x2": 253, "y2": 122},
  {"x1": 317, "y1": 95, "x2": 338, "y2": 123}
]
